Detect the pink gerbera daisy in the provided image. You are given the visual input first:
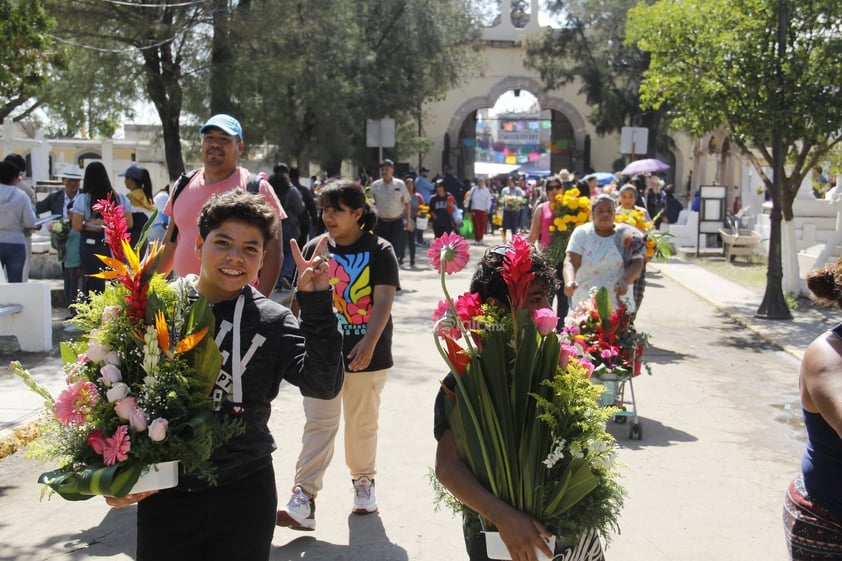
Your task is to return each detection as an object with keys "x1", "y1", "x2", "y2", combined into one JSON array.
[
  {"x1": 427, "y1": 232, "x2": 470, "y2": 275},
  {"x1": 103, "y1": 425, "x2": 131, "y2": 466},
  {"x1": 54, "y1": 380, "x2": 100, "y2": 426}
]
